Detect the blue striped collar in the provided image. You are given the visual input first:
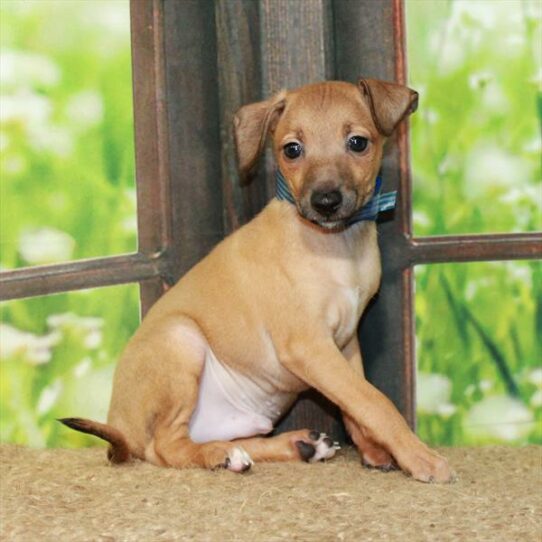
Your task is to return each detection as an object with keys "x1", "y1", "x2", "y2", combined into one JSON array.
[{"x1": 275, "y1": 170, "x2": 397, "y2": 226}]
